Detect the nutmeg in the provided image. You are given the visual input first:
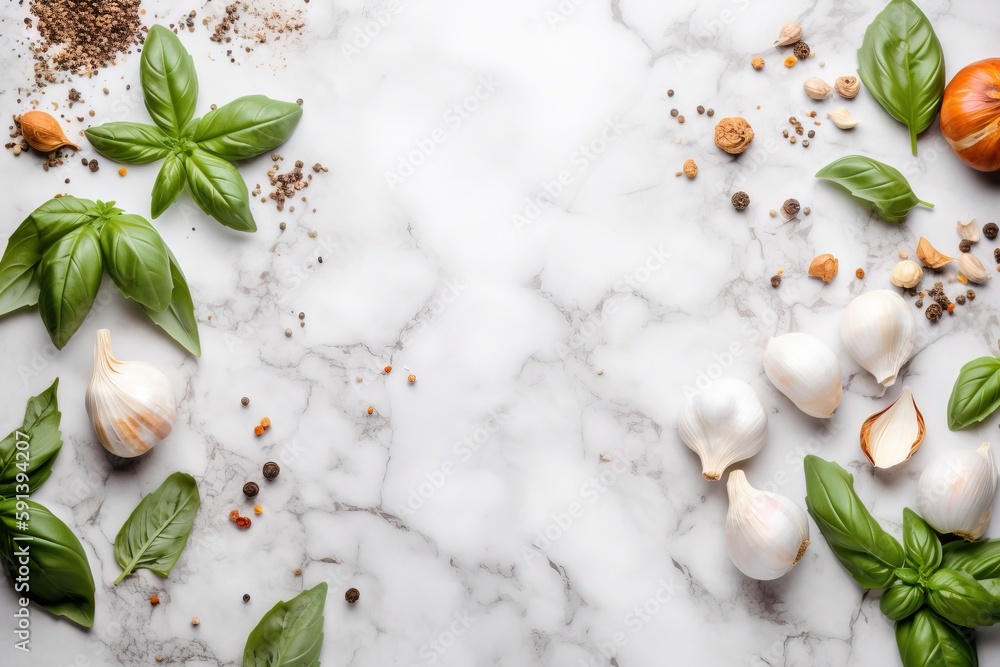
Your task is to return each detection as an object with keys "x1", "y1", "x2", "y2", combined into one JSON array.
[
  {"x1": 714, "y1": 117, "x2": 754, "y2": 155},
  {"x1": 808, "y1": 254, "x2": 839, "y2": 282},
  {"x1": 18, "y1": 111, "x2": 82, "y2": 153}
]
